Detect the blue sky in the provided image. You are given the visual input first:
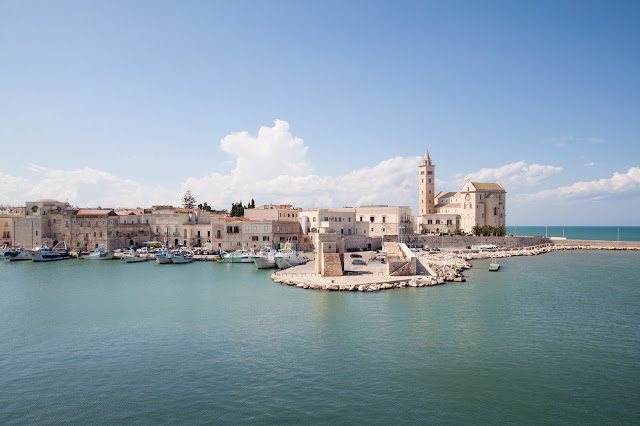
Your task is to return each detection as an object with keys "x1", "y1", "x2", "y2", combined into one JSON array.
[{"x1": 1, "y1": 0, "x2": 639, "y2": 225}]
